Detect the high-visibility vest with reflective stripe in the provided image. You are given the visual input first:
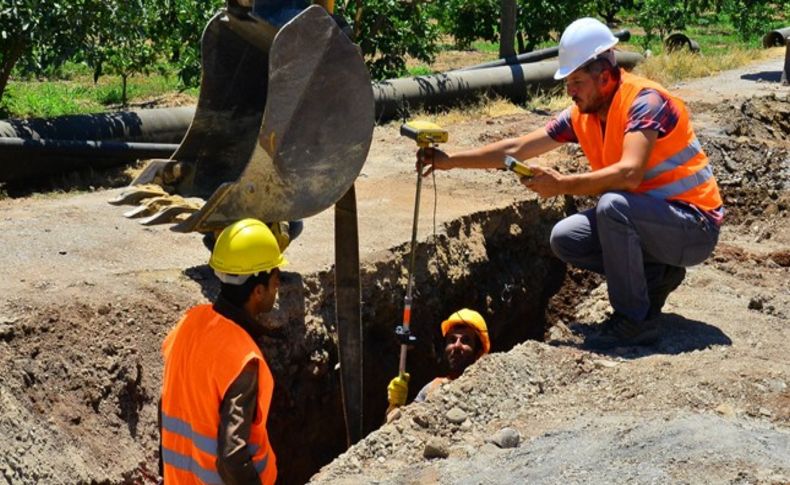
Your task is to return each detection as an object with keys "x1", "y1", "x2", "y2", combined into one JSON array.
[
  {"x1": 570, "y1": 71, "x2": 722, "y2": 211},
  {"x1": 161, "y1": 304, "x2": 277, "y2": 484}
]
